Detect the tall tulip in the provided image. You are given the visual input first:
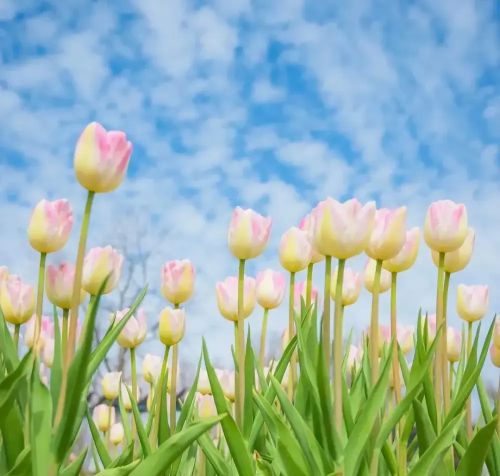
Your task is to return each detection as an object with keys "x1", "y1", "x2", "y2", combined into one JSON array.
[
  {"x1": 93, "y1": 404, "x2": 116, "y2": 433},
  {"x1": 256, "y1": 269, "x2": 286, "y2": 367},
  {"x1": 364, "y1": 259, "x2": 391, "y2": 294},
  {"x1": 216, "y1": 277, "x2": 256, "y2": 322},
  {"x1": 447, "y1": 327, "x2": 461, "y2": 395},
  {"x1": 331, "y1": 267, "x2": 362, "y2": 307},
  {"x1": 161, "y1": 260, "x2": 195, "y2": 304},
  {"x1": 143, "y1": 354, "x2": 162, "y2": 385},
  {"x1": 82, "y1": 246, "x2": 124, "y2": 296}
]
